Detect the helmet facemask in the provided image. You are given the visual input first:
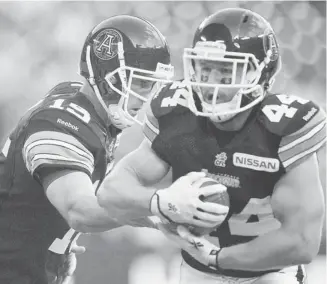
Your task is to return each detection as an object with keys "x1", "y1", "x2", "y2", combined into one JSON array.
[
  {"x1": 183, "y1": 41, "x2": 271, "y2": 122},
  {"x1": 86, "y1": 43, "x2": 174, "y2": 129}
]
